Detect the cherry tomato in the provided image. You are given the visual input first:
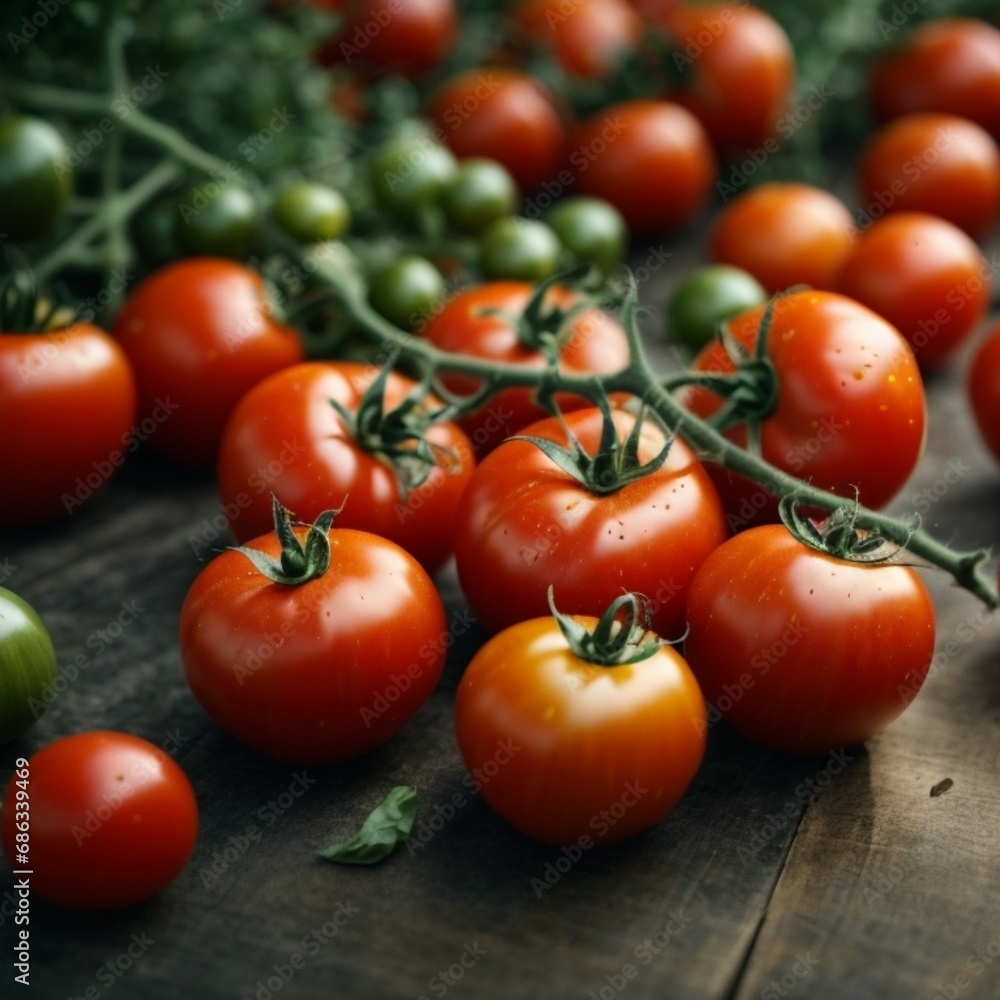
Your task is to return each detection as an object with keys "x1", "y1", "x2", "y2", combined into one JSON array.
[
  {"x1": 0, "y1": 587, "x2": 57, "y2": 744},
  {"x1": 682, "y1": 290, "x2": 927, "y2": 529},
  {"x1": 180, "y1": 512, "x2": 447, "y2": 764},
  {"x1": 174, "y1": 184, "x2": 259, "y2": 259},
  {"x1": 661, "y1": 2, "x2": 795, "y2": 155},
  {"x1": 684, "y1": 524, "x2": 935, "y2": 753},
  {"x1": 567, "y1": 99, "x2": 715, "y2": 236},
  {"x1": 369, "y1": 255, "x2": 446, "y2": 329},
  {"x1": 426, "y1": 69, "x2": 567, "y2": 194},
  {"x1": 667, "y1": 264, "x2": 767, "y2": 354},
  {"x1": 271, "y1": 181, "x2": 351, "y2": 243},
  {"x1": 419, "y1": 281, "x2": 630, "y2": 454},
  {"x1": 369, "y1": 135, "x2": 458, "y2": 220},
  {"x1": 455, "y1": 600, "x2": 706, "y2": 845},
  {"x1": 477, "y1": 216, "x2": 562, "y2": 282},
  {"x1": 968, "y1": 319, "x2": 1000, "y2": 464},
  {"x1": 217, "y1": 361, "x2": 474, "y2": 575},
  {"x1": 871, "y1": 18, "x2": 1000, "y2": 140},
  {"x1": 441, "y1": 157, "x2": 520, "y2": 234},
  {"x1": 0, "y1": 321, "x2": 137, "y2": 525},
  {"x1": 834, "y1": 211, "x2": 991, "y2": 370},
  {"x1": 1, "y1": 731, "x2": 199, "y2": 910},
  {"x1": 453, "y1": 406, "x2": 729, "y2": 640},
  {"x1": 857, "y1": 112, "x2": 1000, "y2": 240},
  {"x1": 112, "y1": 258, "x2": 304, "y2": 469},
  {"x1": 709, "y1": 182, "x2": 857, "y2": 294},
  {"x1": 543, "y1": 196, "x2": 628, "y2": 277}
]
